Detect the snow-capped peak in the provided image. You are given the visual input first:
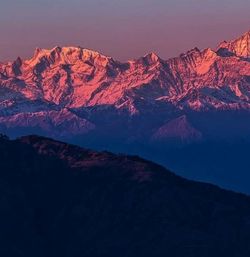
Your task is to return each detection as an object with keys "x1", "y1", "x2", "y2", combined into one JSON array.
[
  {"x1": 217, "y1": 30, "x2": 250, "y2": 58},
  {"x1": 144, "y1": 52, "x2": 160, "y2": 62},
  {"x1": 27, "y1": 46, "x2": 113, "y2": 67}
]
